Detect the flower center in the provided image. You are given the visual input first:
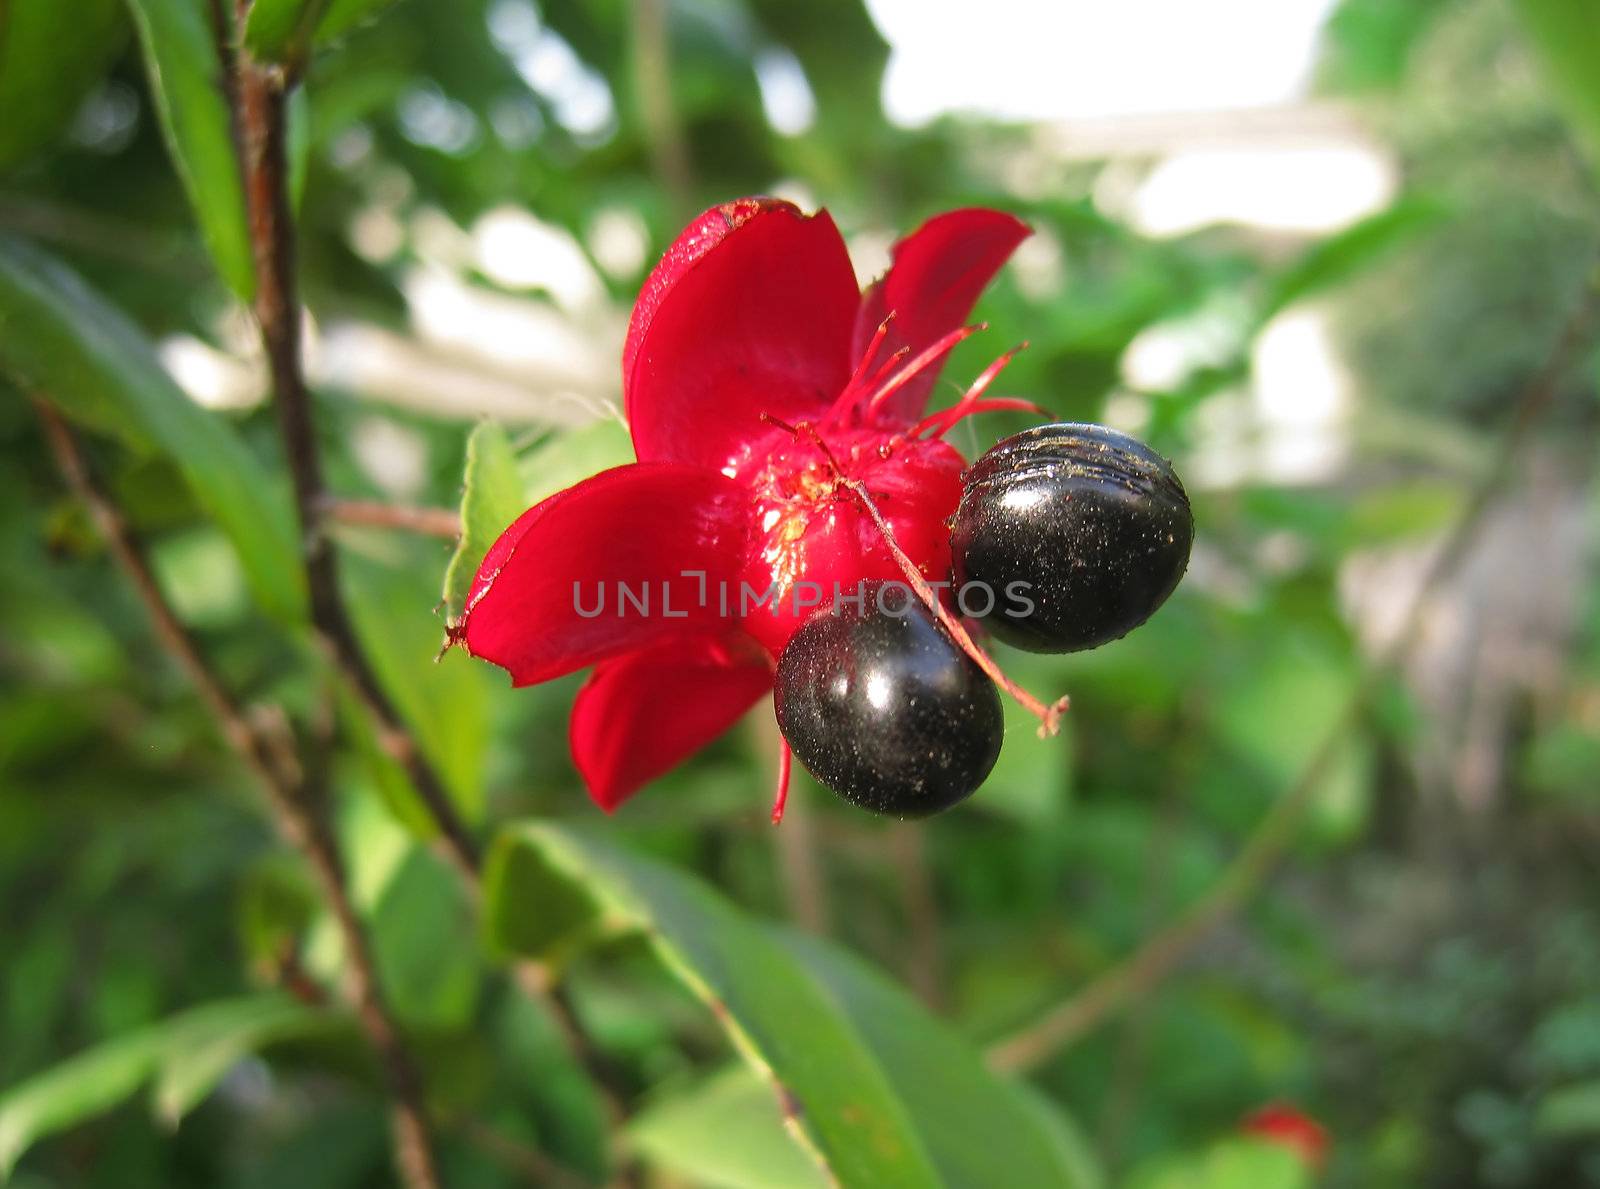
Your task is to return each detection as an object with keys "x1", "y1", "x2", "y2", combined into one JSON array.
[{"x1": 735, "y1": 423, "x2": 965, "y2": 654}]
